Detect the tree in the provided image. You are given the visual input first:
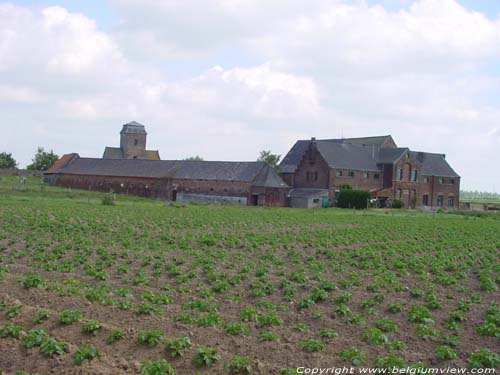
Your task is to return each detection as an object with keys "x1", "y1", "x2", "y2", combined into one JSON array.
[
  {"x1": 257, "y1": 151, "x2": 281, "y2": 168},
  {"x1": 0, "y1": 152, "x2": 17, "y2": 169},
  {"x1": 27, "y1": 147, "x2": 59, "y2": 171},
  {"x1": 184, "y1": 155, "x2": 204, "y2": 161}
]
